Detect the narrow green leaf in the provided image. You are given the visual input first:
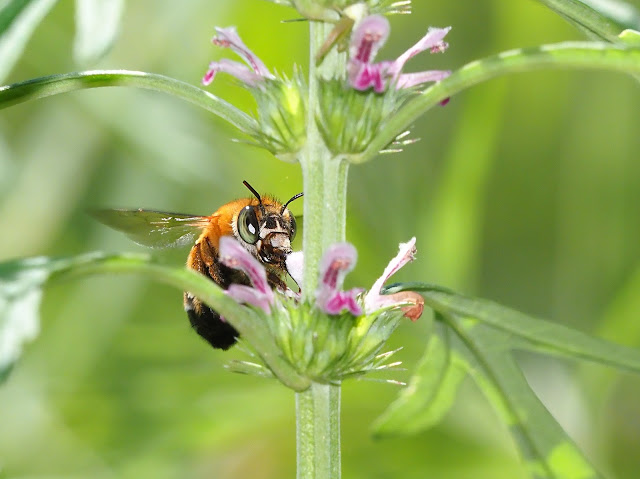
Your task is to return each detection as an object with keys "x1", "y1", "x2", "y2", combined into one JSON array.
[
  {"x1": 534, "y1": 0, "x2": 640, "y2": 42},
  {"x1": 356, "y1": 42, "x2": 640, "y2": 164},
  {"x1": 0, "y1": 70, "x2": 259, "y2": 137},
  {"x1": 374, "y1": 279, "x2": 606, "y2": 477},
  {"x1": 0, "y1": 253, "x2": 309, "y2": 390},
  {"x1": 445, "y1": 316, "x2": 602, "y2": 479},
  {"x1": 385, "y1": 282, "x2": 640, "y2": 374},
  {"x1": 373, "y1": 321, "x2": 467, "y2": 436},
  {"x1": 0, "y1": 256, "x2": 52, "y2": 381},
  {"x1": 73, "y1": 0, "x2": 124, "y2": 64},
  {"x1": 0, "y1": 0, "x2": 59, "y2": 83},
  {"x1": 619, "y1": 28, "x2": 640, "y2": 44}
]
